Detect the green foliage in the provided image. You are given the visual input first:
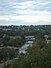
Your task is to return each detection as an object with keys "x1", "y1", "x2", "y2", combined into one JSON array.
[
  {"x1": 9, "y1": 39, "x2": 51, "y2": 68},
  {"x1": 0, "y1": 25, "x2": 51, "y2": 68},
  {"x1": 0, "y1": 48, "x2": 16, "y2": 62},
  {"x1": 0, "y1": 36, "x2": 24, "y2": 47}
]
